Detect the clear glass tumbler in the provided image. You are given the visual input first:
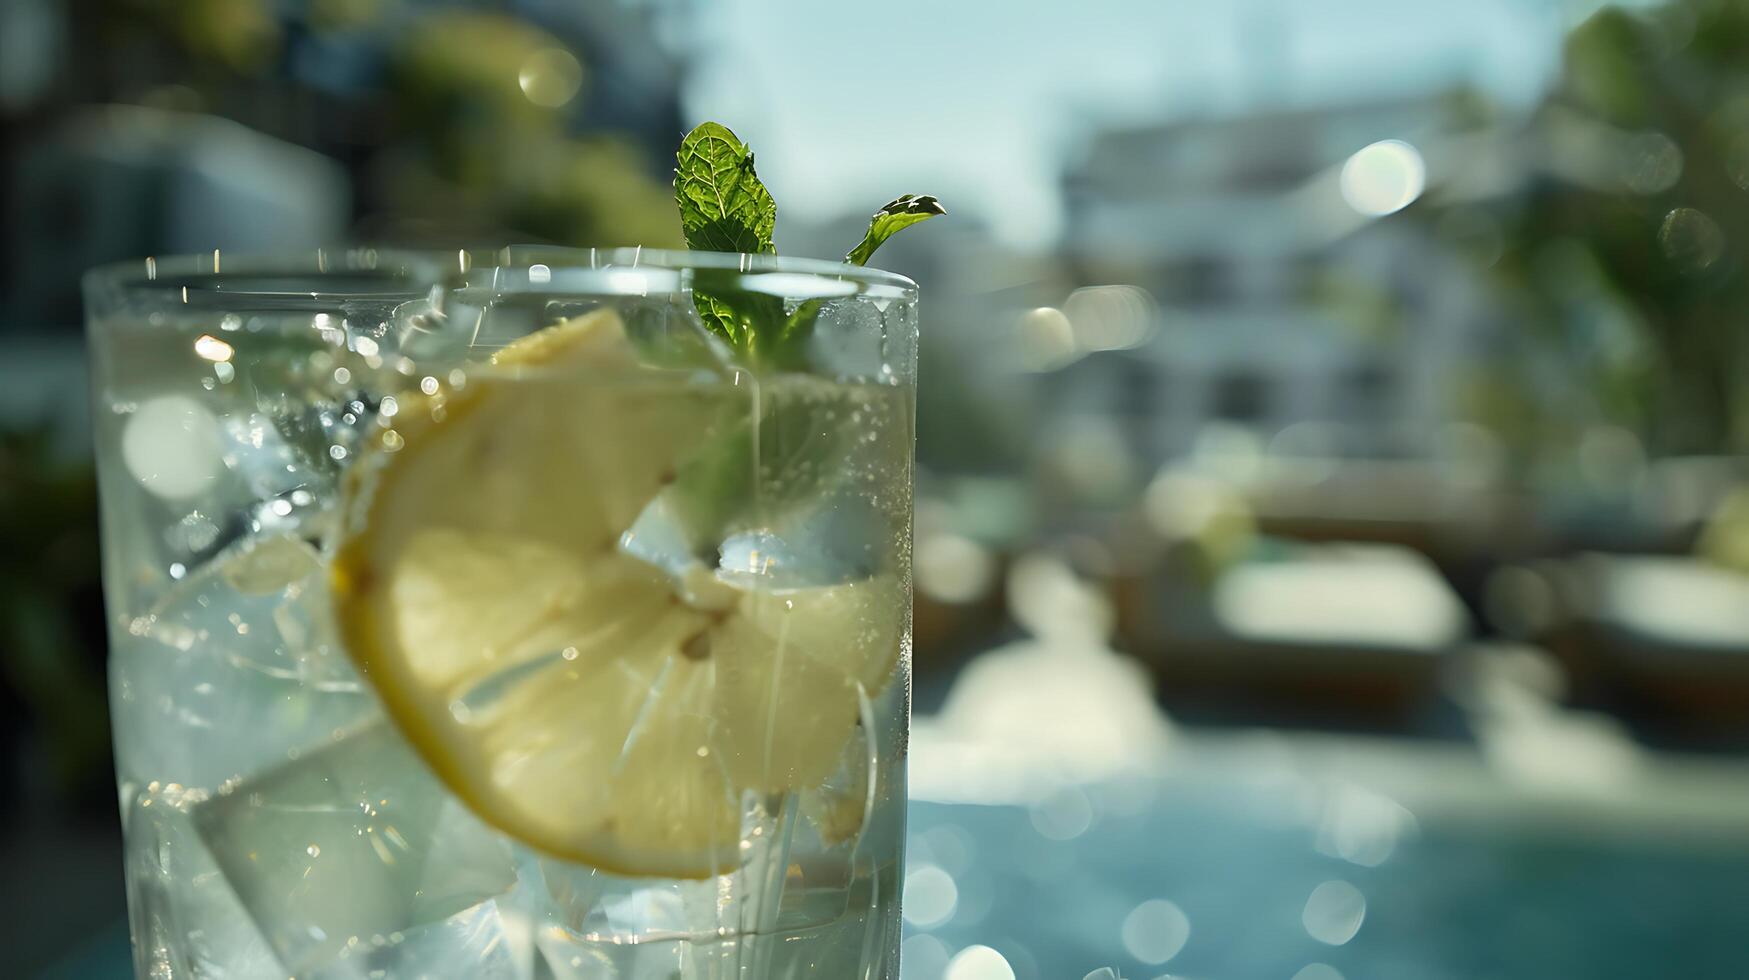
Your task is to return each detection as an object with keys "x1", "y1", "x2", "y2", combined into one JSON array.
[{"x1": 85, "y1": 247, "x2": 916, "y2": 978}]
